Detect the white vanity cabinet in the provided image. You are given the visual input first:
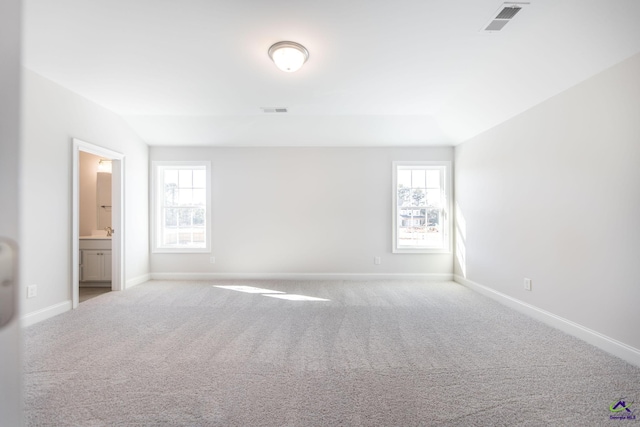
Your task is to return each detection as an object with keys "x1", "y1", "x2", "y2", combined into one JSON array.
[{"x1": 80, "y1": 238, "x2": 112, "y2": 282}]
